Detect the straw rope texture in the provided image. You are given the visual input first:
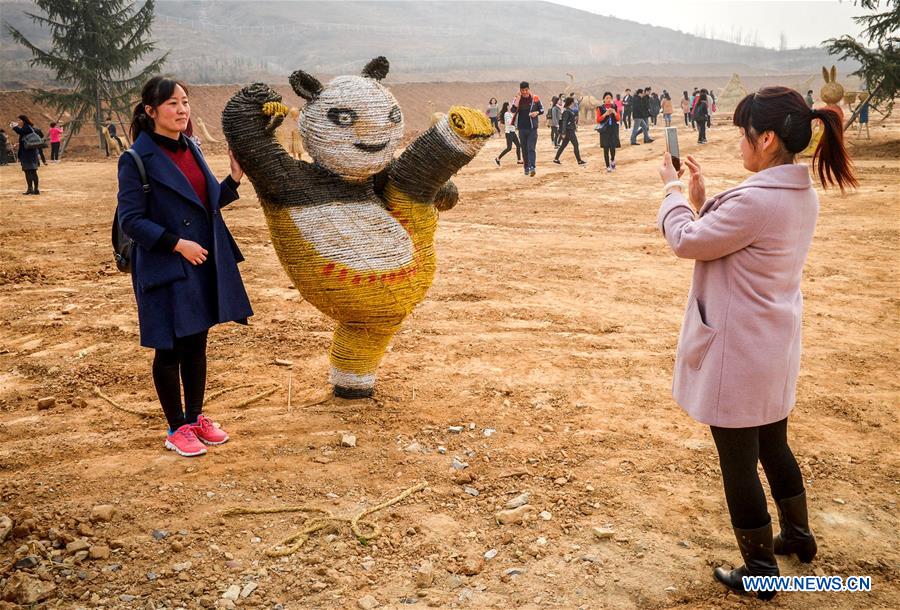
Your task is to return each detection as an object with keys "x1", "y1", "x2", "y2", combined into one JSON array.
[{"x1": 222, "y1": 57, "x2": 491, "y2": 397}]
